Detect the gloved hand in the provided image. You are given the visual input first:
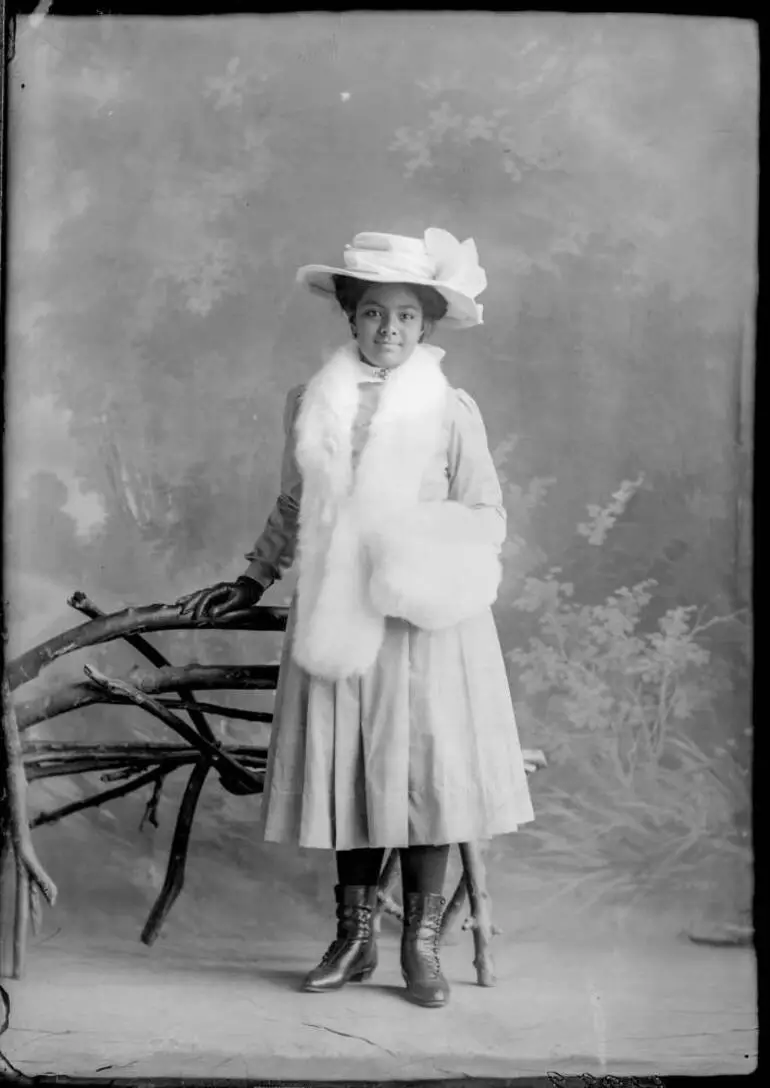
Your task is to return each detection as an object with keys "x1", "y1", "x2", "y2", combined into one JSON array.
[{"x1": 176, "y1": 576, "x2": 264, "y2": 623}]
